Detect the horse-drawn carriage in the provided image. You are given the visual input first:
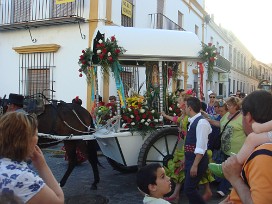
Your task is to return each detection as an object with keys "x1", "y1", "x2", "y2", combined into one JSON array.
[
  {"x1": 0, "y1": 26, "x2": 203, "y2": 189},
  {"x1": 90, "y1": 25, "x2": 202, "y2": 171}
]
